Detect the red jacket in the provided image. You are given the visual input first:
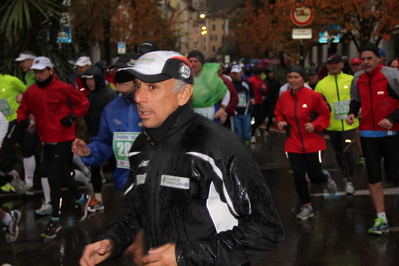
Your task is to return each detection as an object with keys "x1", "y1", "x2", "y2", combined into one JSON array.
[
  {"x1": 17, "y1": 76, "x2": 89, "y2": 143},
  {"x1": 351, "y1": 64, "x2": 399, "y2": 131},
  {"x1": 275, "y1": 87, "x2": 330, "y2": 153},
  {"x1": 248, "y1": 75, "x2": 268, "y2": 104}
]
